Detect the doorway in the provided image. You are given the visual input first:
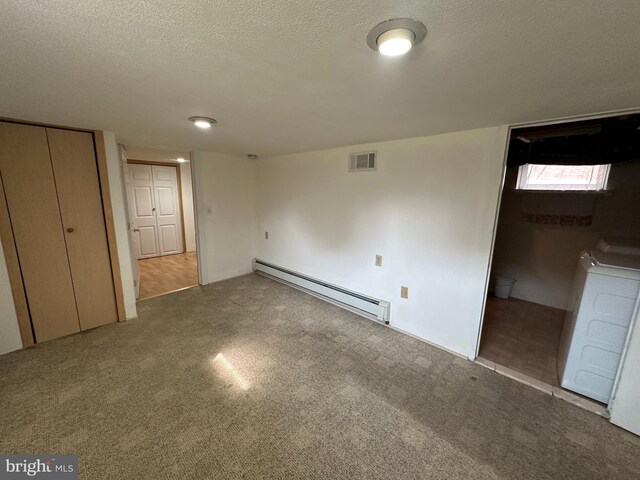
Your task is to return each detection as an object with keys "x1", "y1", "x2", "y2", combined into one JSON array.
[
  {"x1": 124, "y1": 149, "x2": 199, "y2": 300},
  {"x1": 477, "y1": 112, "x2": 640, "y2": 406}
]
